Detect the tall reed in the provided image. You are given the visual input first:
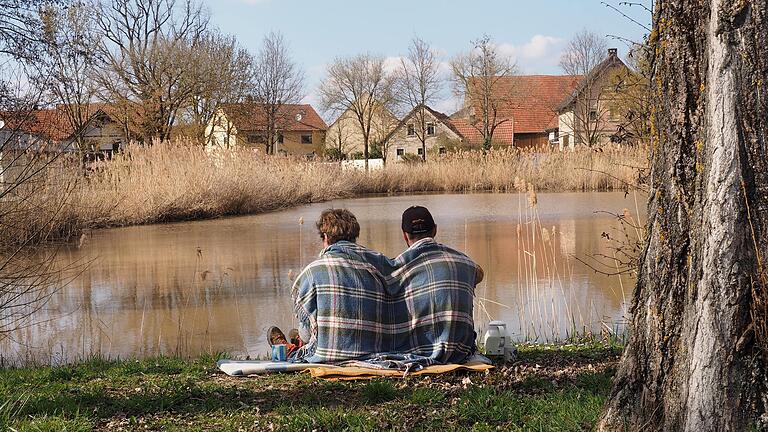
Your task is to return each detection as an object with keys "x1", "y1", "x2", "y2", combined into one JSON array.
[{"x1": 1, "y1": 139, "x2": 647, "y2": 246}]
